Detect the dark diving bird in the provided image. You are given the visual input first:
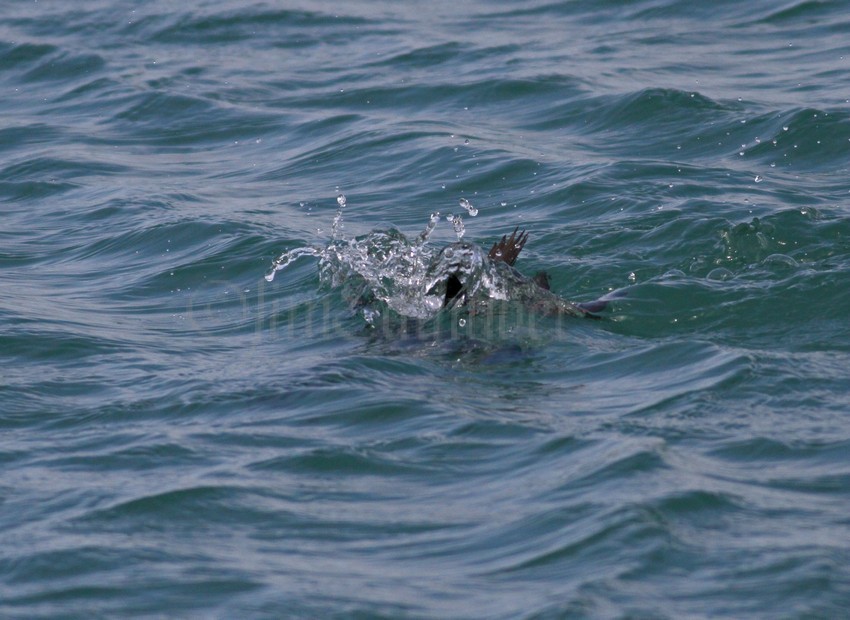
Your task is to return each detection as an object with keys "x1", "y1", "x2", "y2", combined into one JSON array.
[{"x1": 427, "y1": 228, "x2": 607, "y2": 318}]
